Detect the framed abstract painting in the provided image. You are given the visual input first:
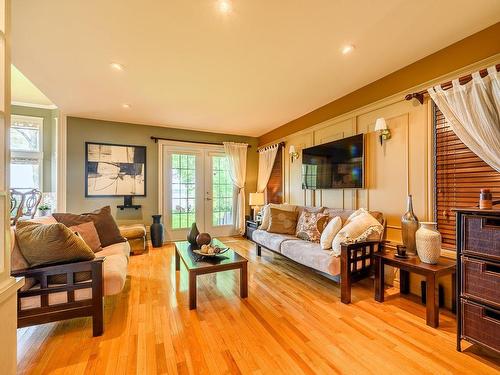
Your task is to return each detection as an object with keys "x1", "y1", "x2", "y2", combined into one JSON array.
[{"x1": 85, "y1": 142, "x2": 146, "y2": 197}]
